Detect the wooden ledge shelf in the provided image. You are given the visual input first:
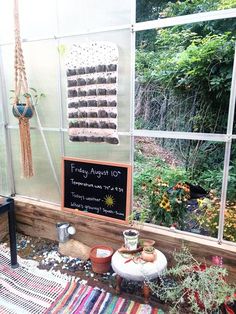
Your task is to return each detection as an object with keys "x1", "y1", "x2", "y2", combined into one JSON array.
[{"x1": 14, "y1": 197, "x2": 236, "y2": 282}]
